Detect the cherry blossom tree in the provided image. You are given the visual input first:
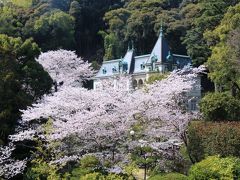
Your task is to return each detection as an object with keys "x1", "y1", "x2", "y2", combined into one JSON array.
[
  {"x1": 13, "y1": 67, "x2": 200, "y2": 156},
  {"x1": 128, "y1": 67, "x2": 203, "y2": 154},
  {"x1": 1, "y1": 49, "x2": 95, "y2": 179},
  {"x1": 0, "y1": 143, "x2": 27, "y2": 179},
  {"x1": 0, "y1": 48, "x2": 204, "y2": 178},
  {"x1": 36, "y1": 49, "x2": 95, "y2": 88}
]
